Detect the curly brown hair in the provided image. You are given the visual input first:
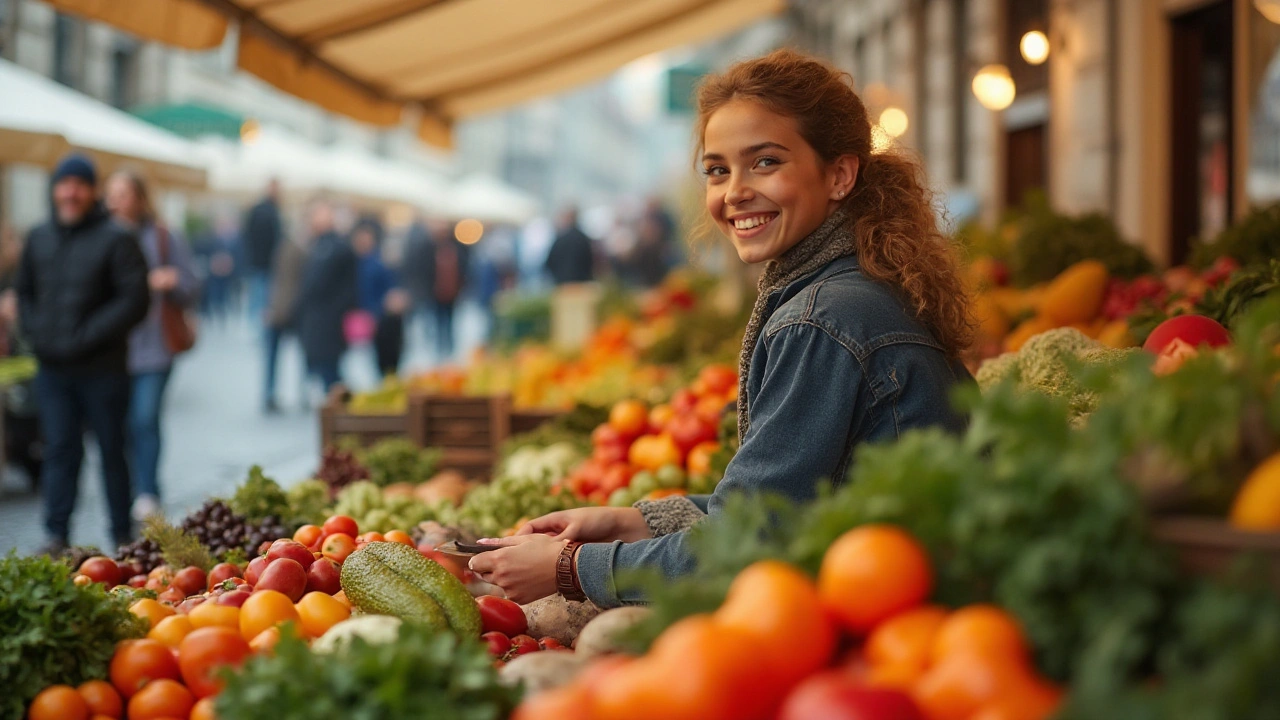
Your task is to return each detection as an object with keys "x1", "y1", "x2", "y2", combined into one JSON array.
[{"x1": 695, "y1": 49, "x2": 974, "y2": 354}]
